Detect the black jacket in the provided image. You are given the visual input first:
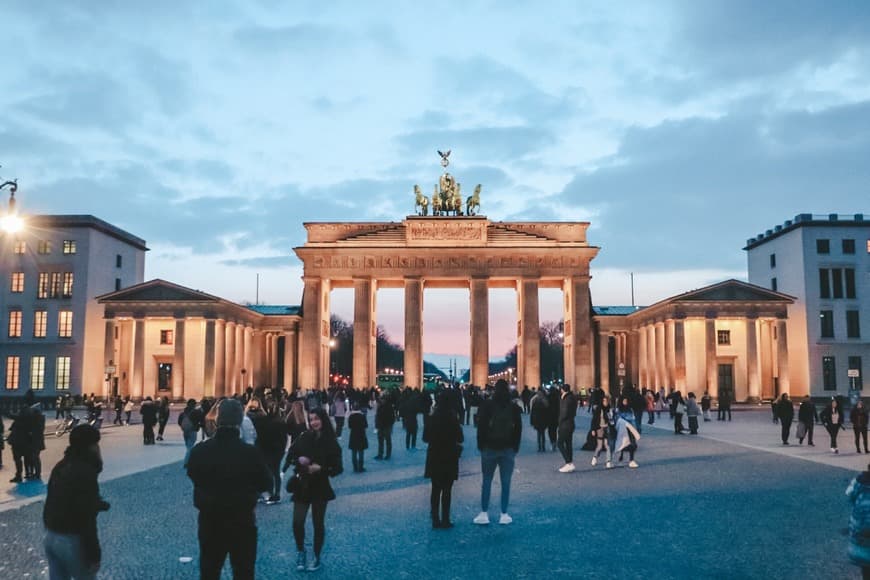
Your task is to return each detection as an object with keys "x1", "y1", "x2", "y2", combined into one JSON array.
[
  {"x1": 798, "y1": 401, "x2": 818, "y2": 424},
  {"x1": 775, "y1": 399, "x2": 794, "y2": 422},
  {"x1": 476, "y1": 398, "x2": 522, "y2": 452},
  {"x1": 43, "y1": 451, "x2": 109, "y2": 565},
  {"x1": 558, "y1": 391, "x2": 578, "y2": 430},
  {"x1": 288, "y1": 430, "x2": 343, "y2": 503},
  {"x1": 140, "y1": 401, "x2": 158, "y2": 427},
  {"x1": 375, "y1": 401, "x2": 395, "y2": 430},
  {"x1": 186, "y1": 428, "x2": 272, "y2": 519},
  {"x1": 423, "y1": 408, "x2": 463, "y2": 481},
  {"x1": 820, "y1": 404, "x2": 845, "y2": 429}
]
